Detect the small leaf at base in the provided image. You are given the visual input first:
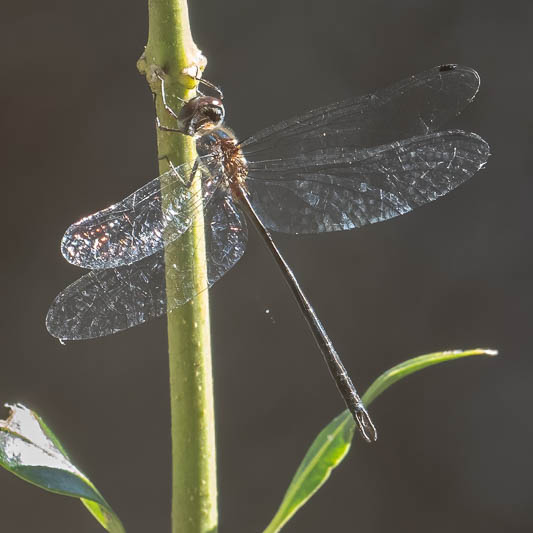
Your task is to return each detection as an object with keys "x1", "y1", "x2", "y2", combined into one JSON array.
[{"x1": 0, "y1": 403, "x2": 125, "y2": 533}]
